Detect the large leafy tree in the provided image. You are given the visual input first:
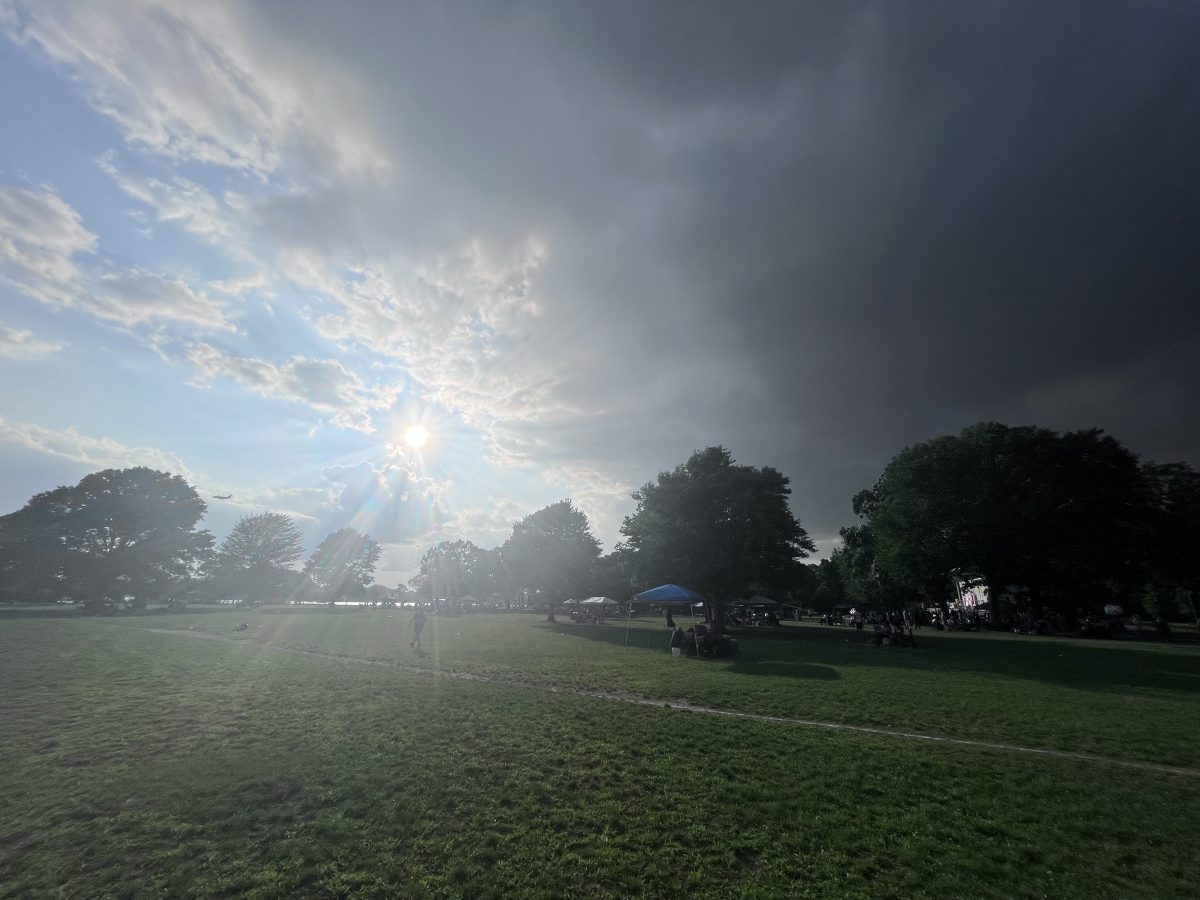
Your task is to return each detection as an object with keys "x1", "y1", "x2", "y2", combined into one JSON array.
[
  {"x1": 415, "y1": 539, "x2": 497, "y2": 603},
  {"x1": 0, "y1": 467, "x2": 212, "y2": 610},
  {"x1": 810, "y1": 560, "x2": 844, "y2": 612},
  {"x1": 210, "y1": 512, "x2": 304, "y2": 605},
  {"x1": 1140, "y1": 461, "x2": 1200, "y2": 621},
  {"x1": 587, "y1": 545, "x2": 637, "y2": 606},
  {"x1": 854, "y1": 422, "x2": 1146, "y2": 616},
  {"x1": 501, "y1": 500, "x2": 600, "y2": 622},
  {"x1": 620, "y1": 446, "x2": 814, "y2": 631},
  {"x1": 303, "y1": 527, "x2": 381, "y2": 601}
]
